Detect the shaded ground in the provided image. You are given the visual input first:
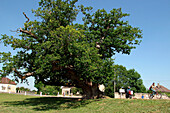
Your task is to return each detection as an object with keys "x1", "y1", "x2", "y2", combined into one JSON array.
[
  {"x1": 2, "y1": 96, "x2": 90, "y2": 111},
  {"x1": 0, "y1": 93, "x2": 170, "y2": 113}
]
